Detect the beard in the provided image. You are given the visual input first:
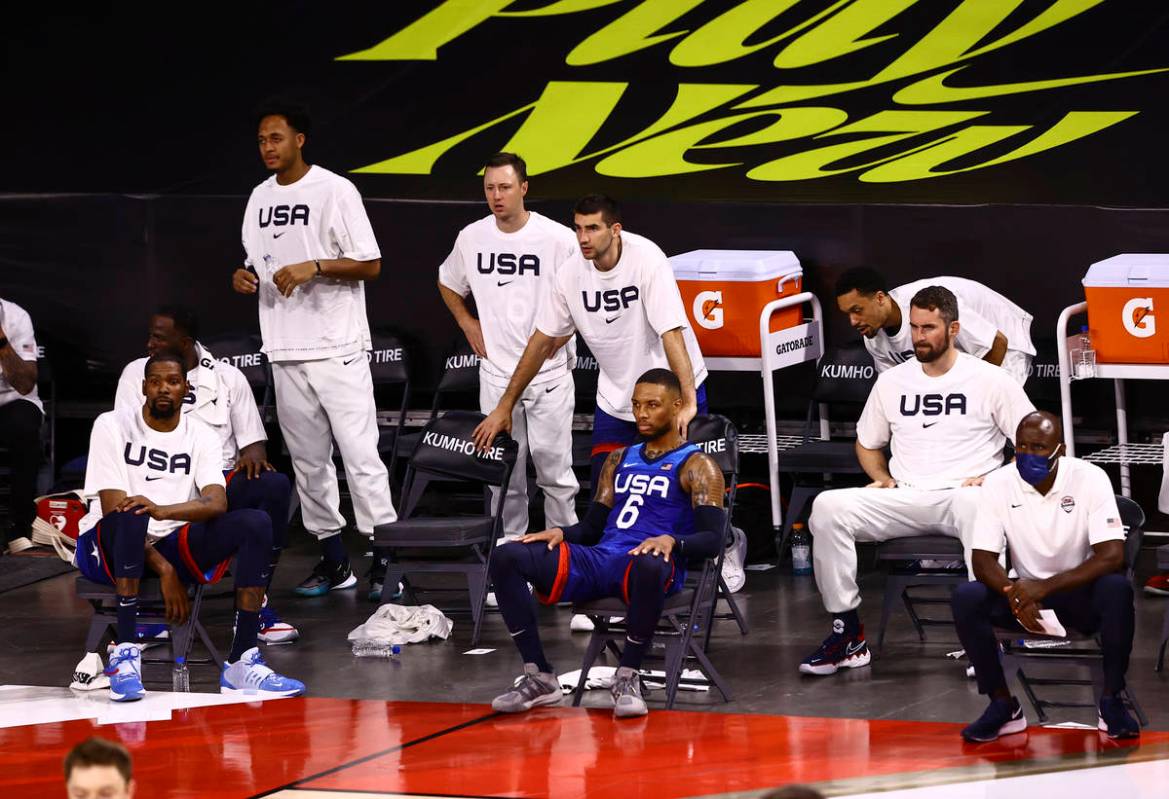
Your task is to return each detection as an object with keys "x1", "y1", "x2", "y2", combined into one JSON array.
[
  {"x1": 913, "y1": 332, "x2": 951, "y2": 364},
  {"x1": 146, "y1": 399, "x2": 179, "y2": 420}
]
